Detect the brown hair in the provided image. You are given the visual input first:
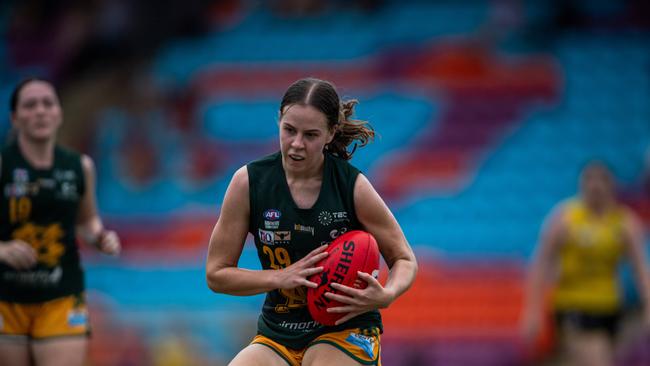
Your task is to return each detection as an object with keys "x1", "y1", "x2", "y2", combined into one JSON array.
[
  {"x1": 7, "y1": 78, "x2": 59, "y2": 144},
  {"x1": 10, "y1": 77, "x2": 56, "y2": 113},
  {"x1": 280, "y1": 77, "x2": 374, "y2": 160}
]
